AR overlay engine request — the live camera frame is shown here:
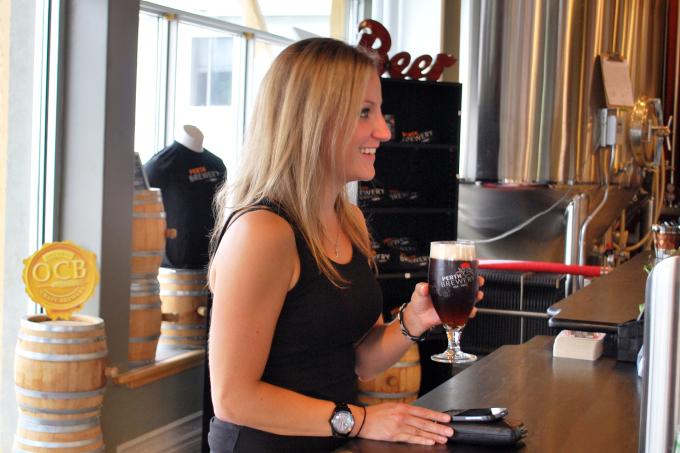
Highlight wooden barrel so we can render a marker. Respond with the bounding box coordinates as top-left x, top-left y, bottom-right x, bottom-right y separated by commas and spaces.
128, 276, 162, 367
131, 189, 166, 276
14, 315, 107, 452
158, 268, 208, 351
358, 343, 421, 405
